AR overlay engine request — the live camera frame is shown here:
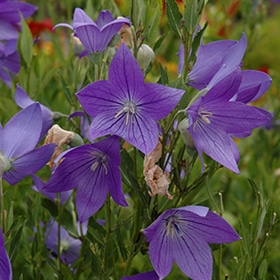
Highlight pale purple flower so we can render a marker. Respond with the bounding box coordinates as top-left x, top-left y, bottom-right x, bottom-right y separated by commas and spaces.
0, 40, 19, 87
0, 103, 56, 185
121, 270, 159, 280
43, 136, 127, 222
14, 85, 53, 139
0, 0, 36, 86
187, 33, 247, 90
142, 205, 241, 280
186, 71, 272, 173
0, 0, 37, 41
0, 230, 12, 280
31, 174, 71, 205
45, 219, 87, 264
54, 8, 130, 53
77, 43, 185, 154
